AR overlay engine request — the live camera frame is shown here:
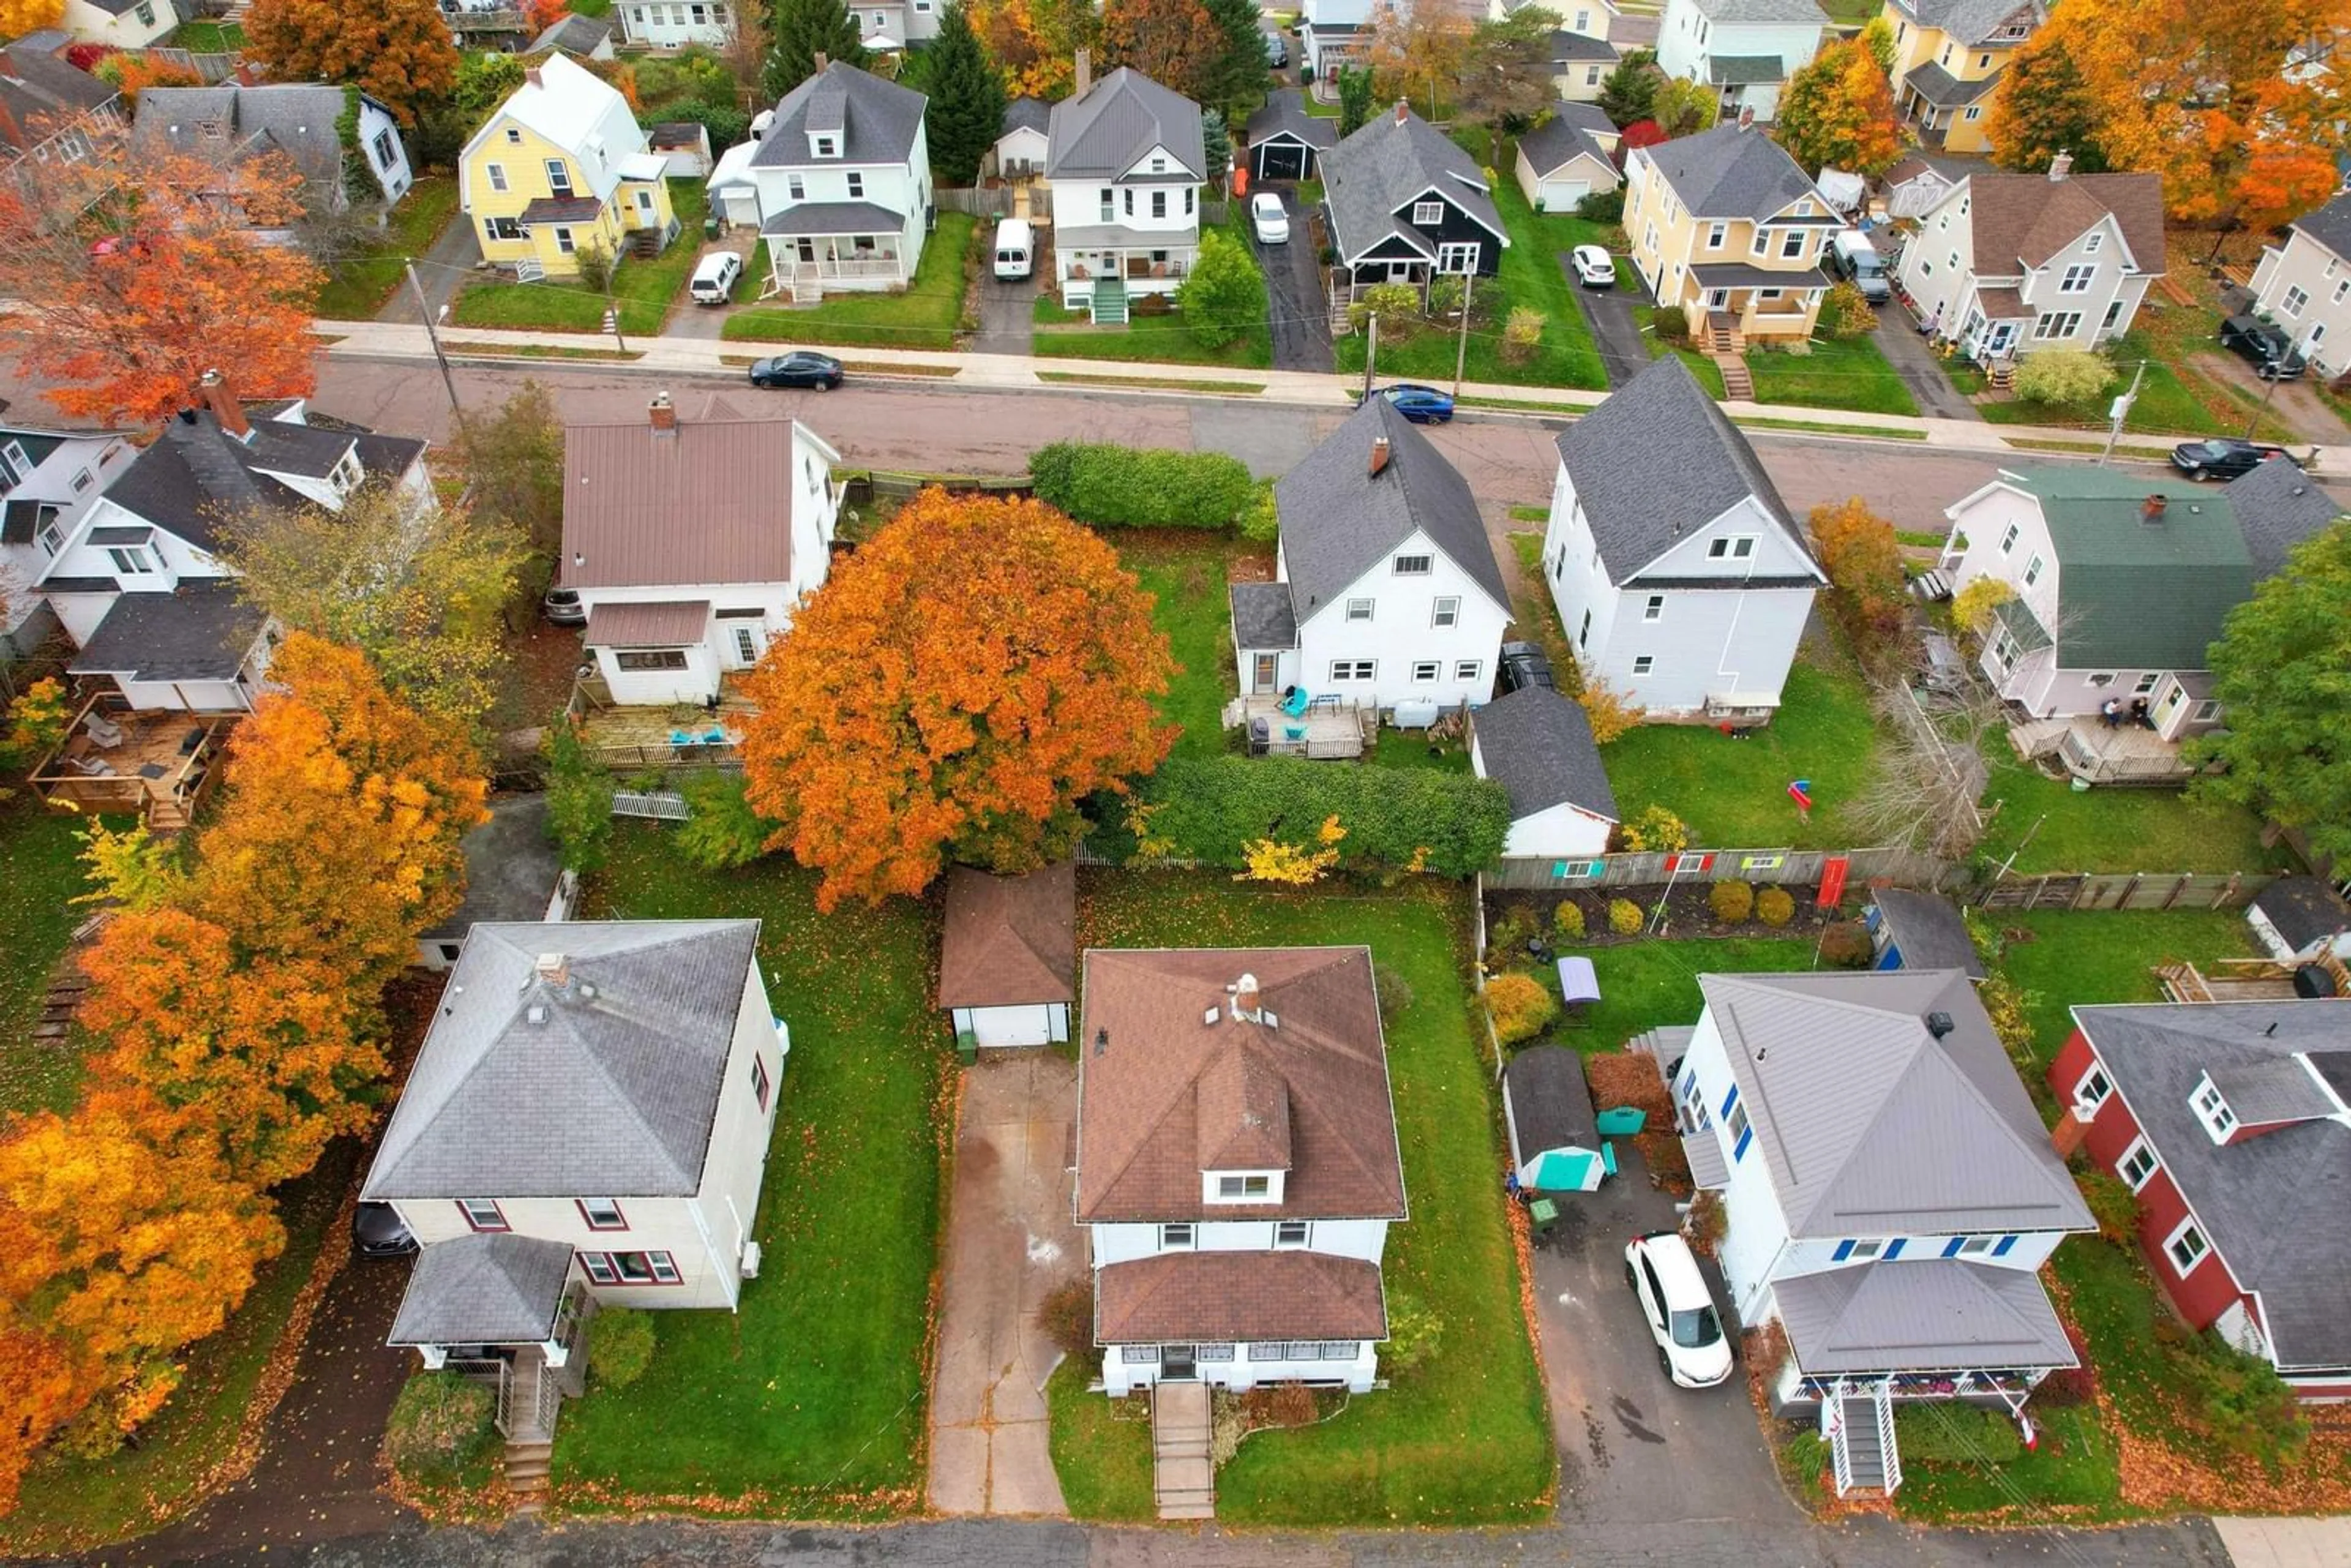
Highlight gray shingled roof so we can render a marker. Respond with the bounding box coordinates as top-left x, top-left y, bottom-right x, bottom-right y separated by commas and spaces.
387, 1235, 576, 1347
1518, 102, 1618, 178
419, 795, 564, 943
135, 84, 351, 189
1001, 96, 1050, 137
1322, 106, 1504, 263
1229, 580, 1298, 649
0, 39, 116, 154
752, 61, 927, 169
1044, 67, 1204, 181
2072, 1002, 2351, 1370
1867, 888, 1984, 979
1550, 29, 1619, 61
362, 921, 763, 1201
1774, 1259, 2077, 1375
1638, 122, 1829, 220
2223, 457, 2342, 581
759, 199, 906, 234
1504, 1043, 1599, 1159
1554, 356, 1818, 585
69, 579, 264, 683
2208, 1057, 2337, 1127
2290, 192, 2351, 258
1706, 54, 1787, 84
531, 12, 615, 54
101, 410, 418, 552
1702, 969, 2094, 1239
1275, 396, 1509, 625
1892, 0, 2041, 44
1690, 0, 1828, 21
2249, 876, 2351, 955
1244, 88, 1337, 152
1900, 61, 1998, 107
1472, 684, 1619, 823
